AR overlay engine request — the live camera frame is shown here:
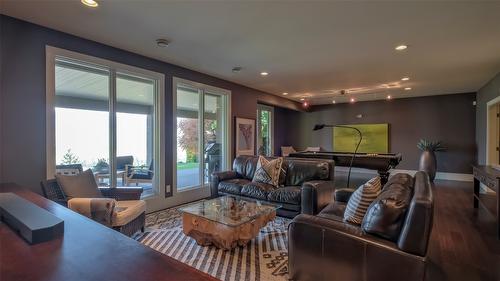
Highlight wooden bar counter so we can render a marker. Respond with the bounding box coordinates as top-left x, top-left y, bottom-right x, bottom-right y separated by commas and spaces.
0, 183, 216, 281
